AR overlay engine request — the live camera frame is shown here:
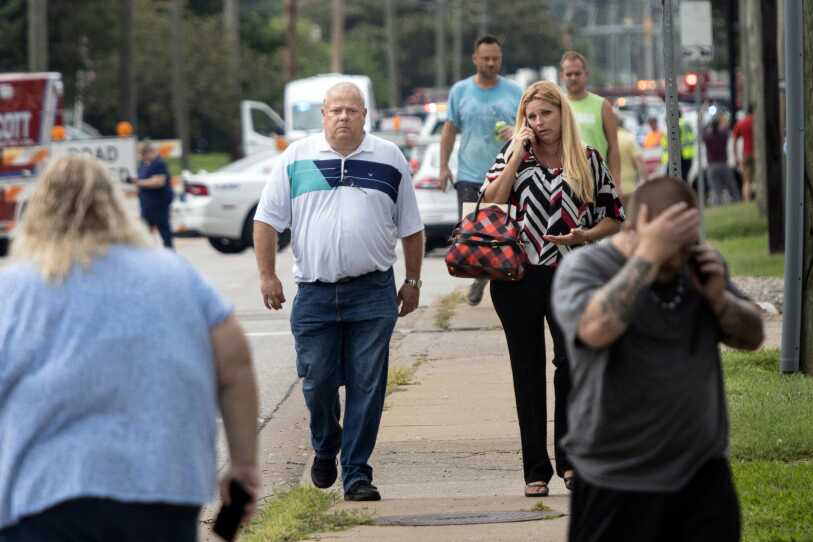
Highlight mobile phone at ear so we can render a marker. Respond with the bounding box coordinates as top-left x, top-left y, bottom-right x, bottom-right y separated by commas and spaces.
523, 120, 532, 152
692, 256, 710, 284
213, 480, 252, 541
